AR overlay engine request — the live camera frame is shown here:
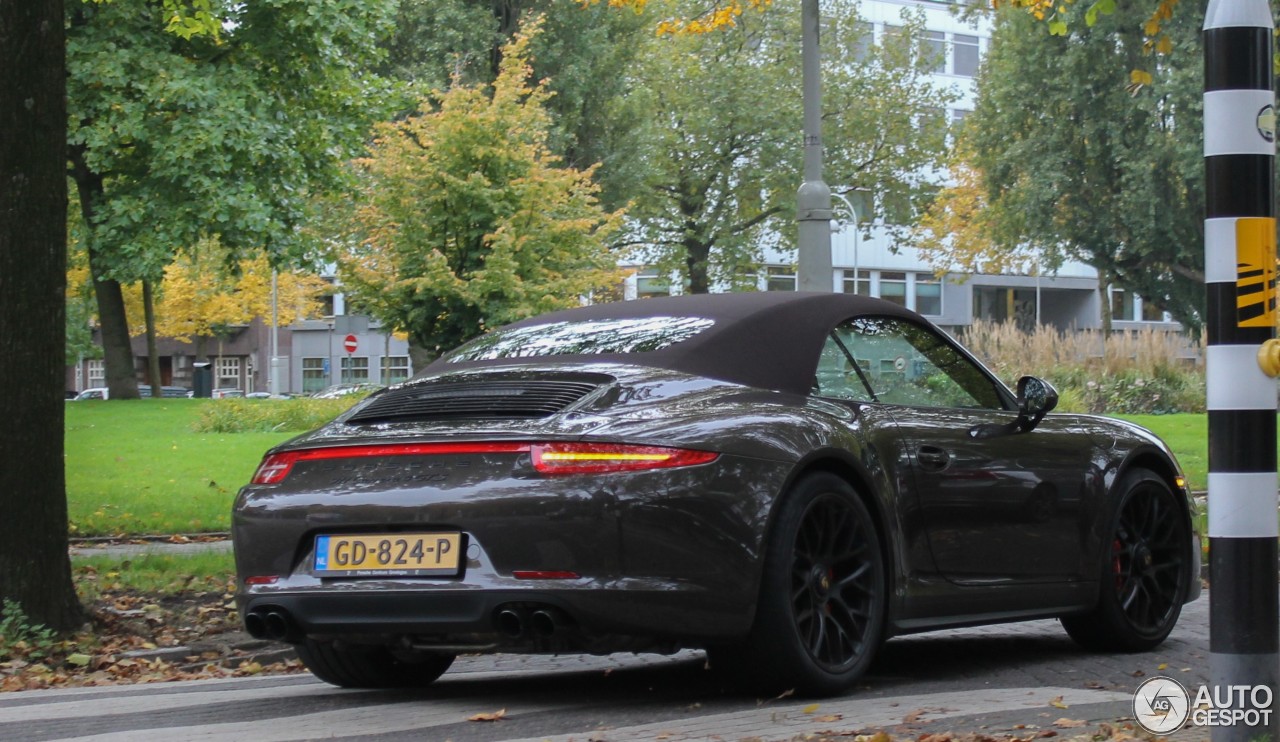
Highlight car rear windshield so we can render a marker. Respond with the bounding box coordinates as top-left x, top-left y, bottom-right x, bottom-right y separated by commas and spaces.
443, 316, 716, 362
